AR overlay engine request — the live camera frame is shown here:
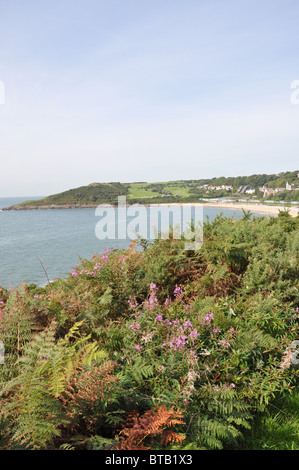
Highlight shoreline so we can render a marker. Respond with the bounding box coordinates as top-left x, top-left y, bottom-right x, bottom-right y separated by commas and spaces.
2, 201, 299, 217
170, 201, 299, 217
